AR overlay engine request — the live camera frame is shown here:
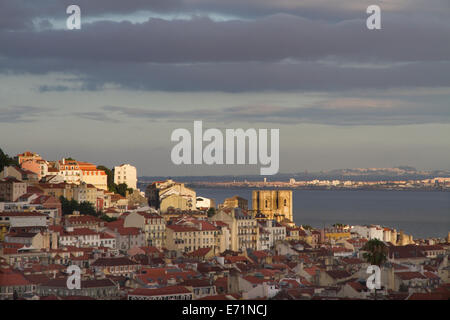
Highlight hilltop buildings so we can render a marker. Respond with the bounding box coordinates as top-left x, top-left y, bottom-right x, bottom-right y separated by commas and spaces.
220, 196, 248, 210
145, 179, 196, 213
114, 164, 137, 190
